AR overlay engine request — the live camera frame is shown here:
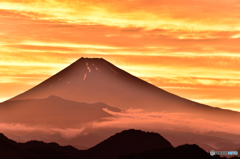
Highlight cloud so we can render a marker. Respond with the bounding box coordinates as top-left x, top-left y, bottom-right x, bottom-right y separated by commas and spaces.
0, 107, 239, 143
194, 99, 240, 113
92, 109, 240, 135
143, 77, 240, 89
0, 83, 33, 102
0, 122, 86, 138
1, 0, 240, 31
